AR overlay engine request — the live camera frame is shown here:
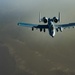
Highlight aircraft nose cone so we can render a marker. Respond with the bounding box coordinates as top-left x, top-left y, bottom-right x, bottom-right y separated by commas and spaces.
51, 33, 54, 37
